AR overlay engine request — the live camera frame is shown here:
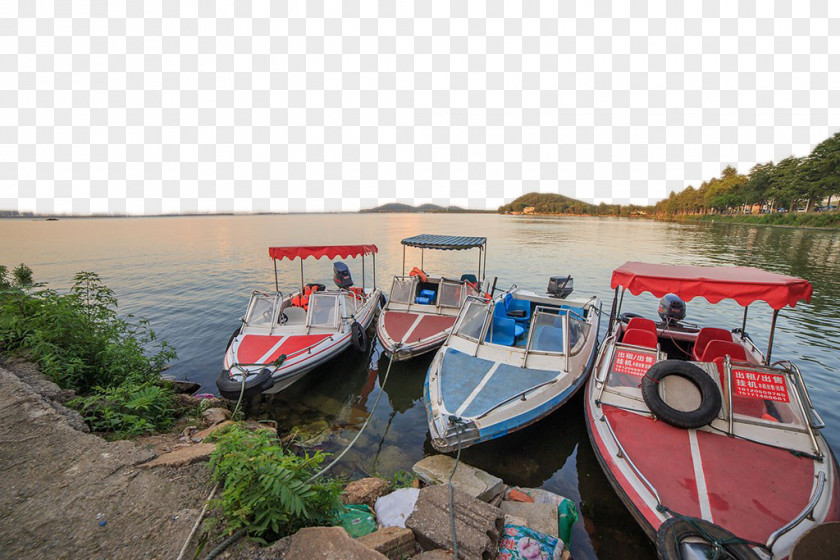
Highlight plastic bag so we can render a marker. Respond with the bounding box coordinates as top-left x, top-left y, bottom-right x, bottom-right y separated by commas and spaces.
497, 524, 563, 560
374, 487, 420, 528
338, 504, 377, 538
505, 487, 577, 547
